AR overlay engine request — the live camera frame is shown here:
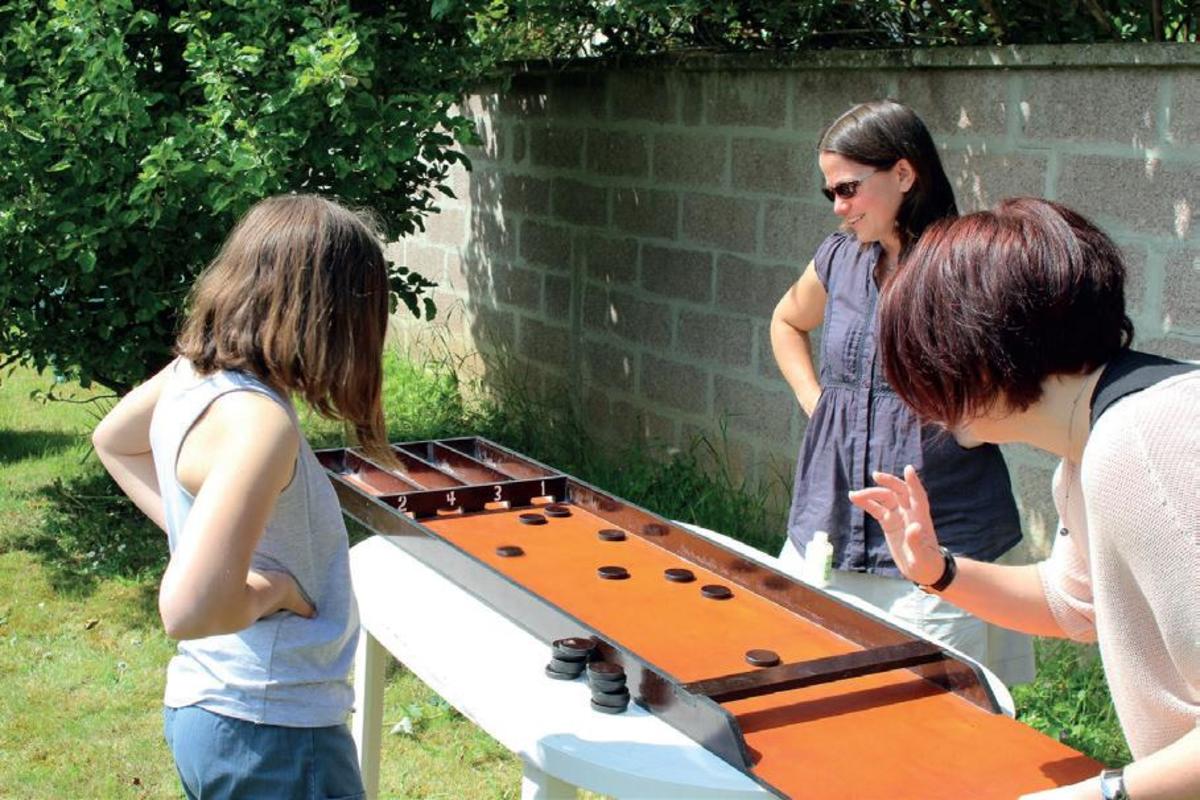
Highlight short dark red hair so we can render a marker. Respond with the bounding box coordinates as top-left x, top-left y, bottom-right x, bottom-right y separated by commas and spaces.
878, 197, 1134, 428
